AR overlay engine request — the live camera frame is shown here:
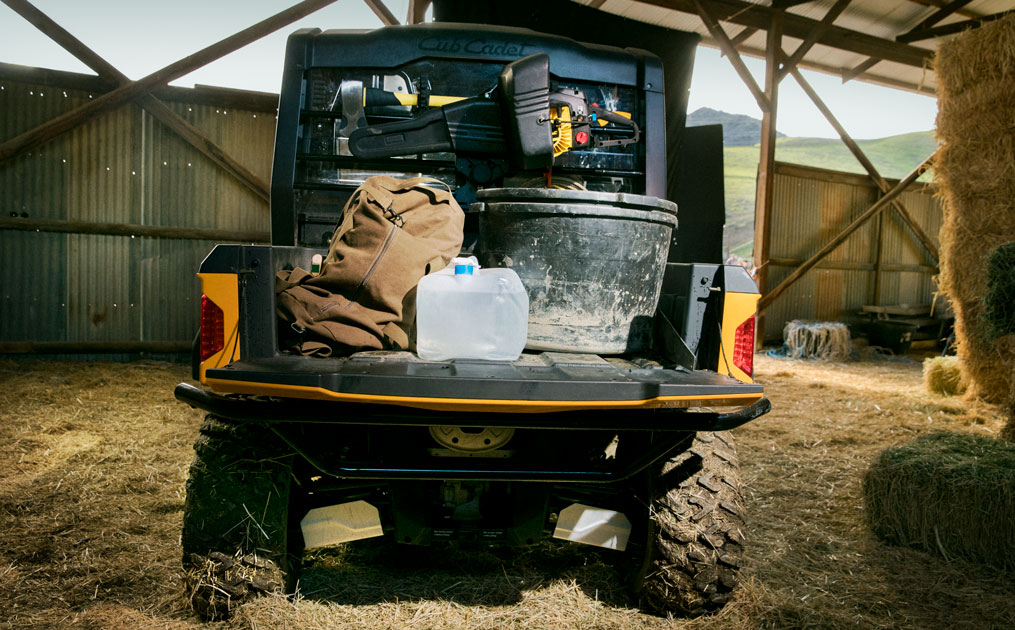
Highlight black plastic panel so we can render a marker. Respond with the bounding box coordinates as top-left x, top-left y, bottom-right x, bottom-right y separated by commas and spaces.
671, 124, 725, 264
